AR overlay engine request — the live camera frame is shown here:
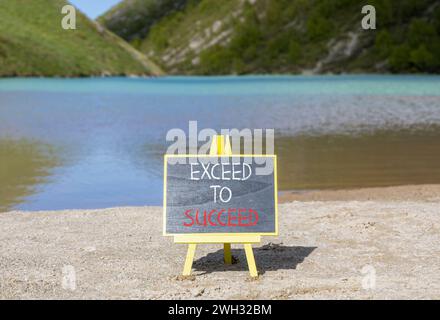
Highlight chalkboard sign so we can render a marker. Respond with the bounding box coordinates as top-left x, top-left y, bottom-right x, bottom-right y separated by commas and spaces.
163, 155, 278, 235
